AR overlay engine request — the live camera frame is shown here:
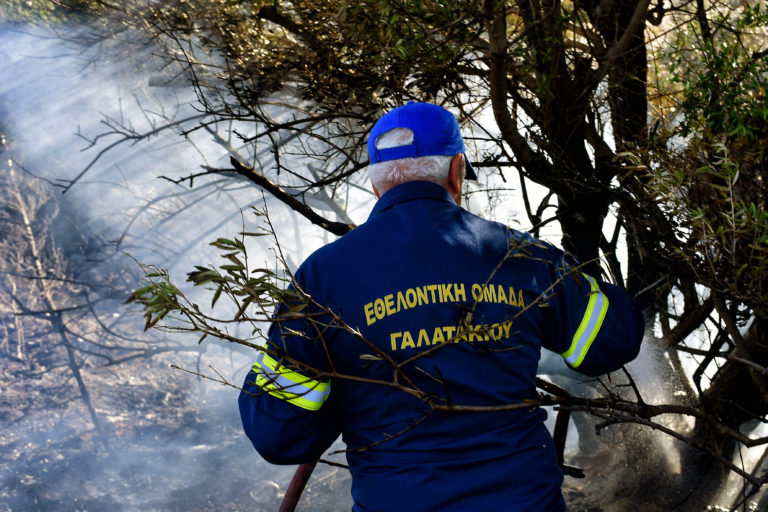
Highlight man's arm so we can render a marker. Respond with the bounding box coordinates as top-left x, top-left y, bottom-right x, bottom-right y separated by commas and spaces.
238, 355, 340, 464
543, 252, 645, 377
239, 276, 341, 464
